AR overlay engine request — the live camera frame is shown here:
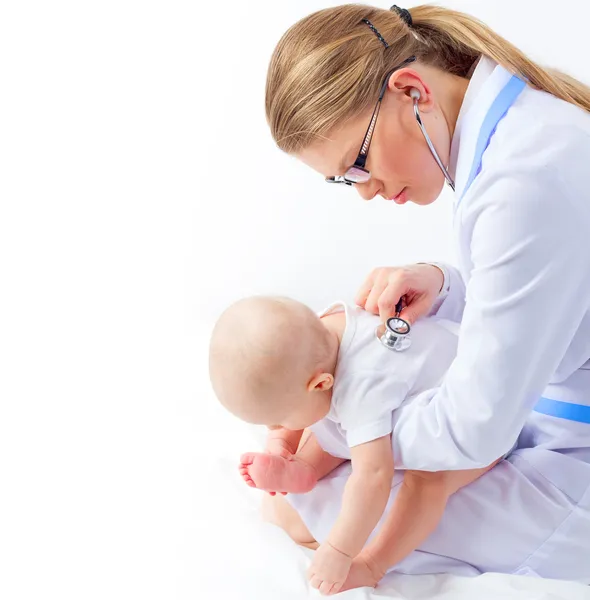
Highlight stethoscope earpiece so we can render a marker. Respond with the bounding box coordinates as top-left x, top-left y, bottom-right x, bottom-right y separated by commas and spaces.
410, 88, 421, 101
